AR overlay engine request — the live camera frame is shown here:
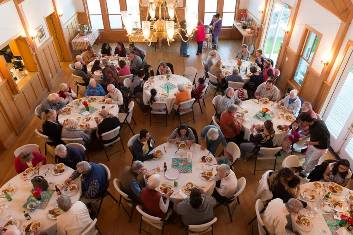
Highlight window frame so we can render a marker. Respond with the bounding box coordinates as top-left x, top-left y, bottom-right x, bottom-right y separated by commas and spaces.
106, 0, 123, 30
291, 26, 321, 88
221, 0, 238, 27
84, 0, 105, 30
